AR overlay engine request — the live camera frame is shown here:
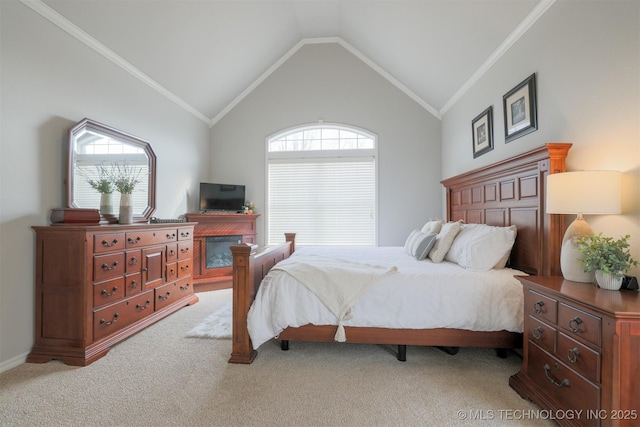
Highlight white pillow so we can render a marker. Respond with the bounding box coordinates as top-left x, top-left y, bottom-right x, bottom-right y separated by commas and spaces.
428, 221, 462, 263
445, 223, 517, 271
404, 230, 438, 260
421, 220, 443, 235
